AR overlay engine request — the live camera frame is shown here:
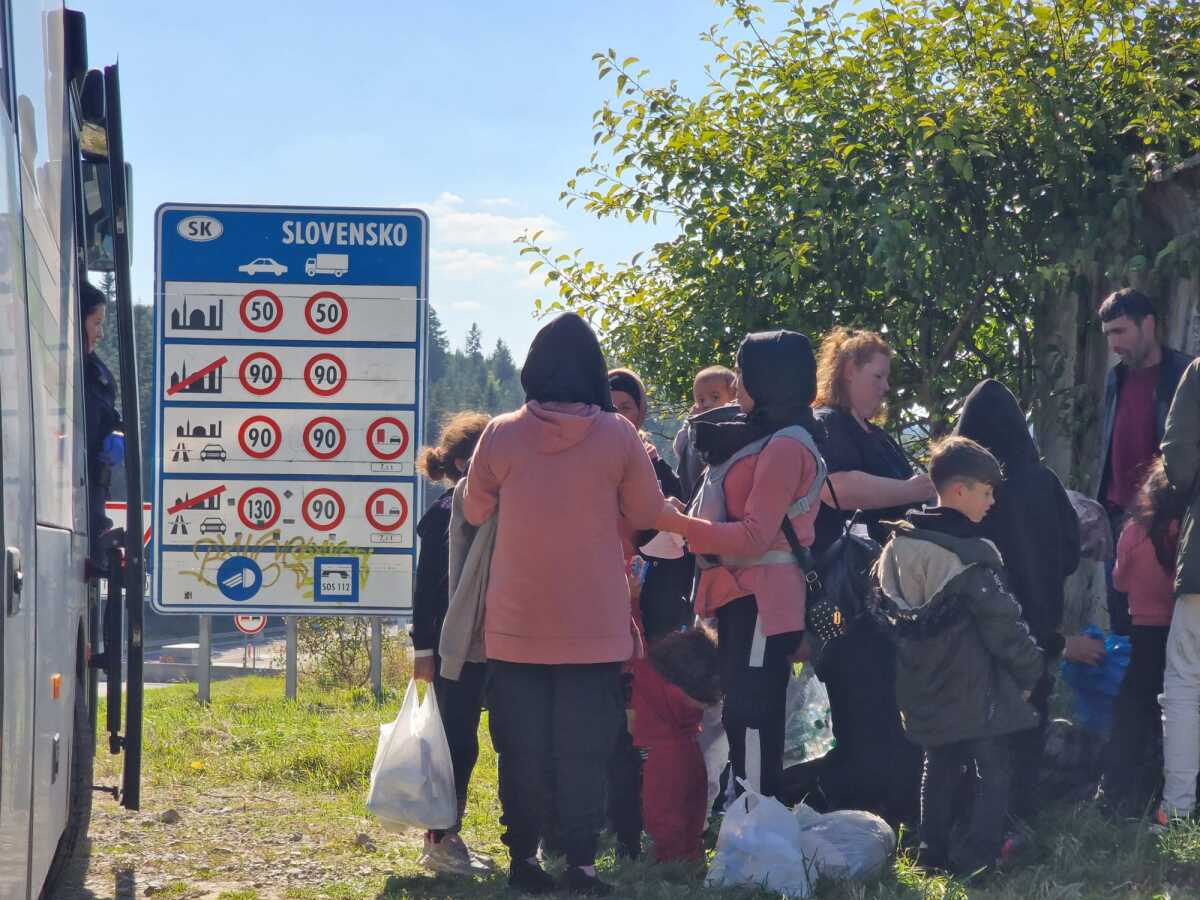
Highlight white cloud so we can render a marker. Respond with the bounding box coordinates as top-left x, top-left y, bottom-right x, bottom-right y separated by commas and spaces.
431, 247, 510, 278
447, 300, 484, 312
425, 193, 564, 247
